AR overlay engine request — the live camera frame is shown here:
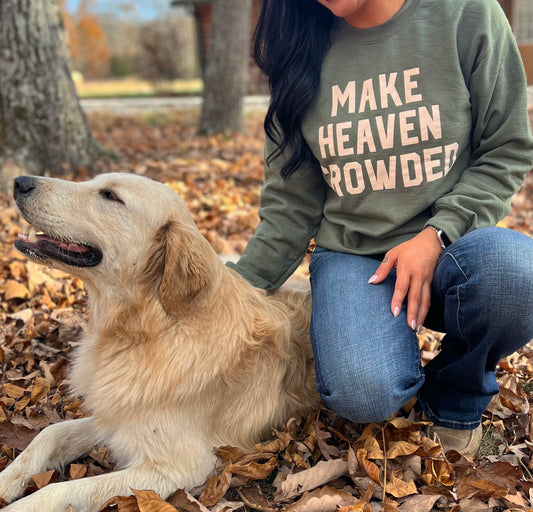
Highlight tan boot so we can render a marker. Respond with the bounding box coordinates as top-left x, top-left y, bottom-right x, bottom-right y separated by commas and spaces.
428, 424, 483, 459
